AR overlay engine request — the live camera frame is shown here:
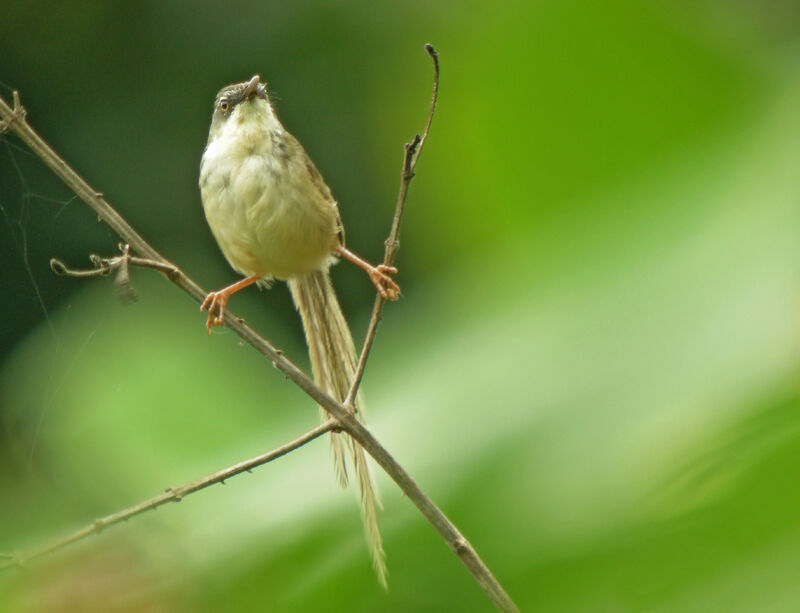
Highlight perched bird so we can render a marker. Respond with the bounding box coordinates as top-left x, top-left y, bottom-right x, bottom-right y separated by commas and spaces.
199, 75, 398, 586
